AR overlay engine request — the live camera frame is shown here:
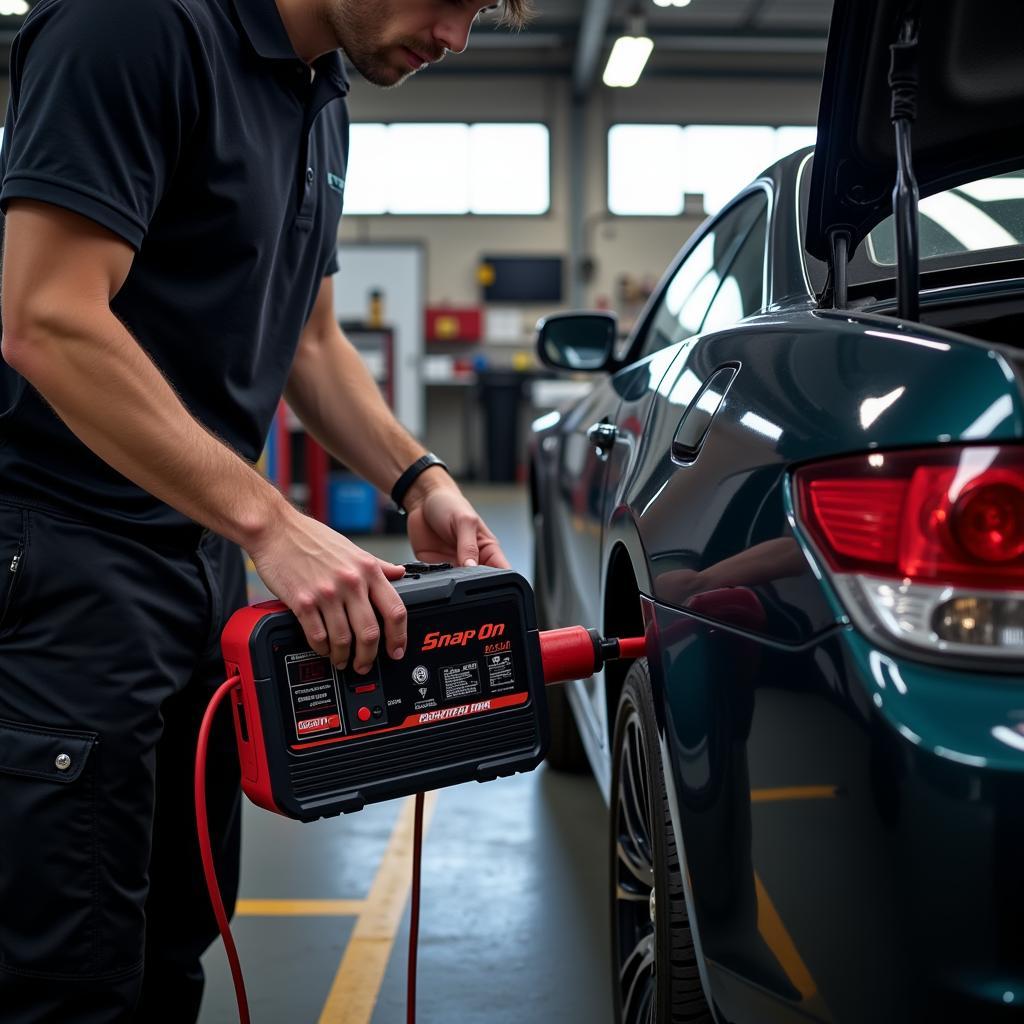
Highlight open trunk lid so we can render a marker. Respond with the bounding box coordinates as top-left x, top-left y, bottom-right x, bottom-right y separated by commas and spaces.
806, 0, 1024, 264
